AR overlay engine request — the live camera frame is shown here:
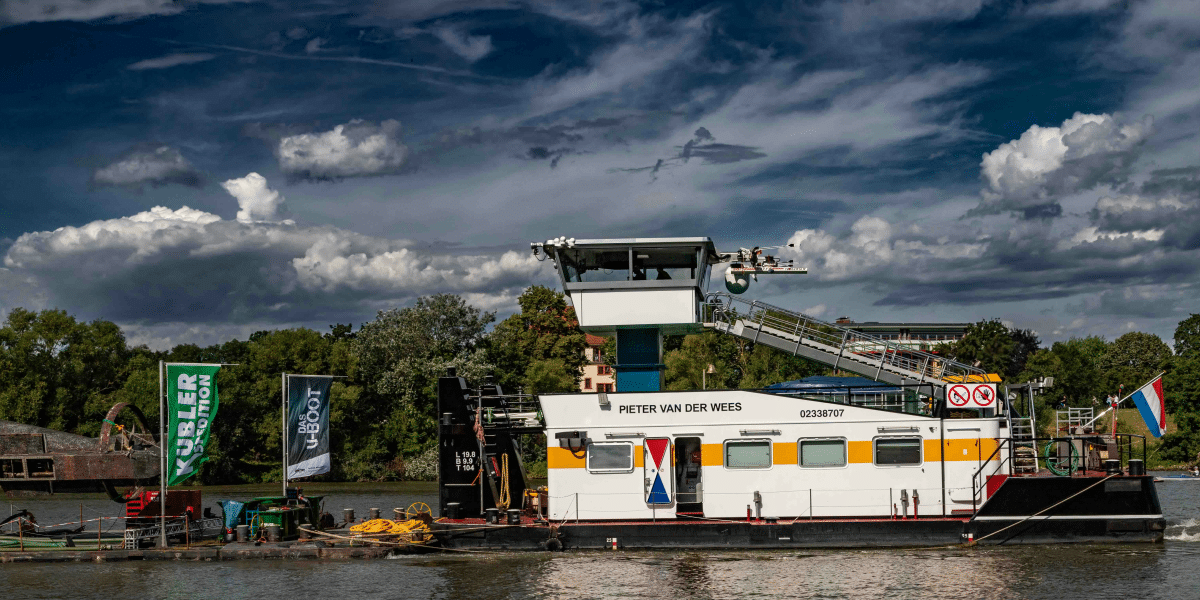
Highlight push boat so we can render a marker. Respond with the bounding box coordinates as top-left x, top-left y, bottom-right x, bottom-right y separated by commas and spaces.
428, 237, 1165, 551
